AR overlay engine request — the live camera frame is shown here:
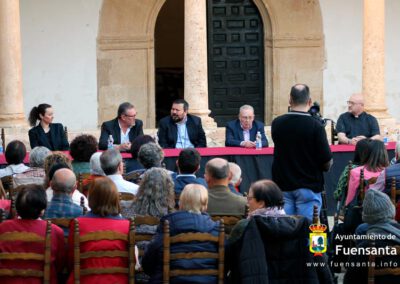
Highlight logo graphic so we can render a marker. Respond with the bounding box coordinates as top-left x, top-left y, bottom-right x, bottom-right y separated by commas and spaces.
309, 223, 327, 256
